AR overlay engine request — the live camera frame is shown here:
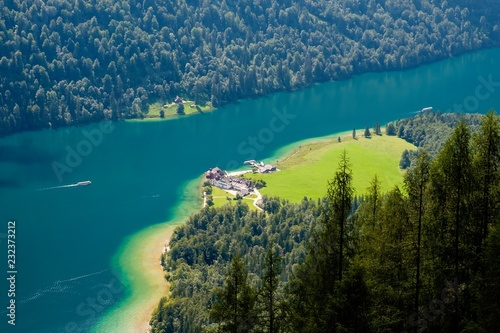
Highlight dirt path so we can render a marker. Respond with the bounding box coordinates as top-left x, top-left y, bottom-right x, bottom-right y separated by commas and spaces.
252, 189, 263, 211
